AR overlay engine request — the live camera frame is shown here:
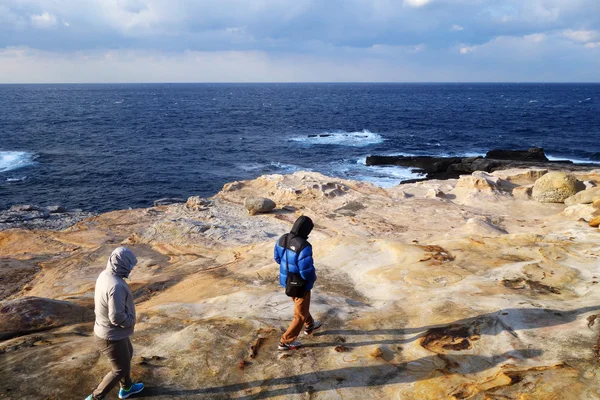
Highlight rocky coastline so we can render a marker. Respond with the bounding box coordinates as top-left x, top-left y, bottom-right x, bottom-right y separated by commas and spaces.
1, 161, 600, 399
366, 147, 599, 182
